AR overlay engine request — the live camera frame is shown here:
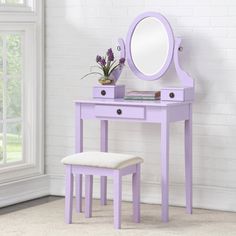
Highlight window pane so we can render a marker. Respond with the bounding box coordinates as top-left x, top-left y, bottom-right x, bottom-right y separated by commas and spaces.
6, 122, 22, 163
0, 35, 2, 77
6, 78, 21, 119
5, 0, 24, 4
0, 79, 2, 120
7, 34, 22, 77
0, 125, 3, 164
